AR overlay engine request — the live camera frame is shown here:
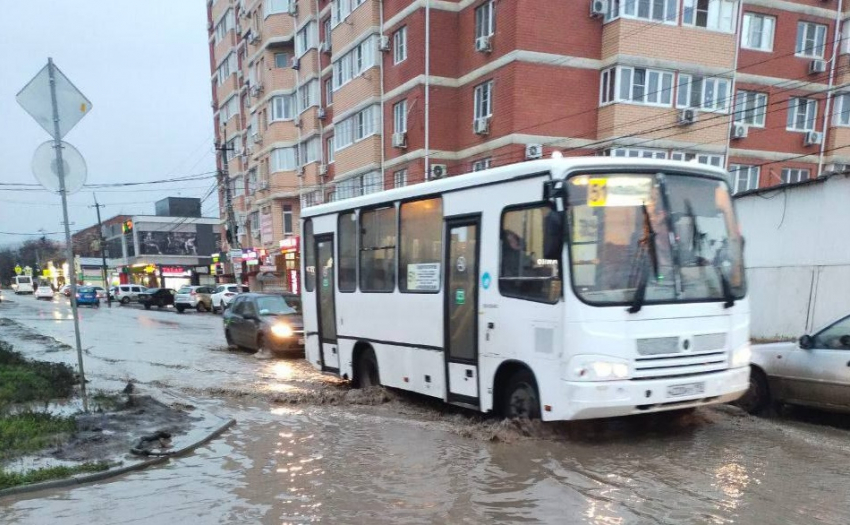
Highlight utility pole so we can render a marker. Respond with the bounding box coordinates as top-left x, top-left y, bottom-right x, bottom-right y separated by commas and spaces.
215, 139, 239, 250
90, 193, 111, 308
